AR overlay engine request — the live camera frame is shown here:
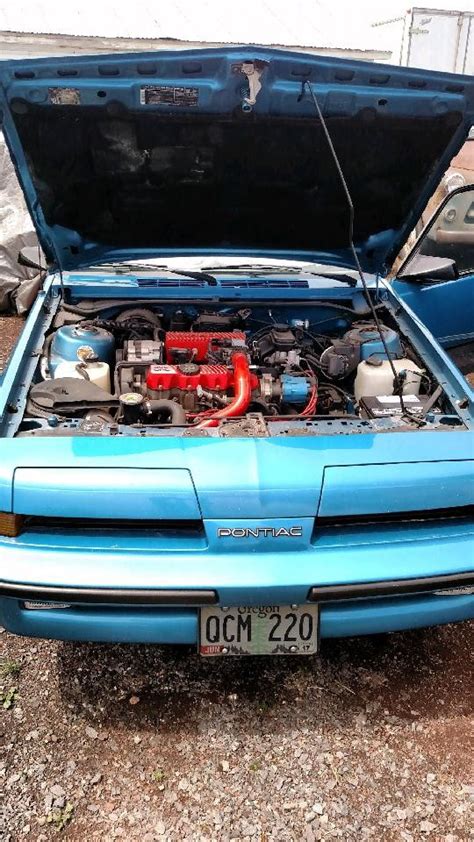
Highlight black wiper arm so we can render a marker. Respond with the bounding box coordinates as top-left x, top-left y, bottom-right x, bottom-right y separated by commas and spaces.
166, 269, 217, 286
200, 264, 358, 286
200, 263, 304, 274
87, 263, 217, 285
